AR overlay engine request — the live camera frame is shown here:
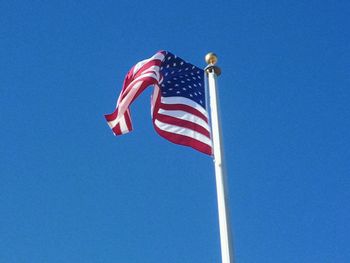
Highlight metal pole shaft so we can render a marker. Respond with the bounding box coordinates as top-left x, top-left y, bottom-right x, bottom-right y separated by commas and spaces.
205, 54, 234, 263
